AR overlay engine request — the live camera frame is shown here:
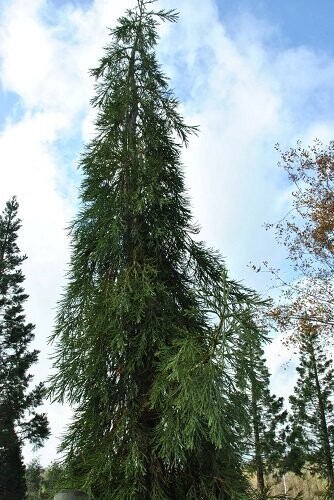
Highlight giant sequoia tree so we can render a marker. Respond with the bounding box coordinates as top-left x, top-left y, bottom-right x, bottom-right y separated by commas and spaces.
0, 197, 49, 499
50, 2, 262, 498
